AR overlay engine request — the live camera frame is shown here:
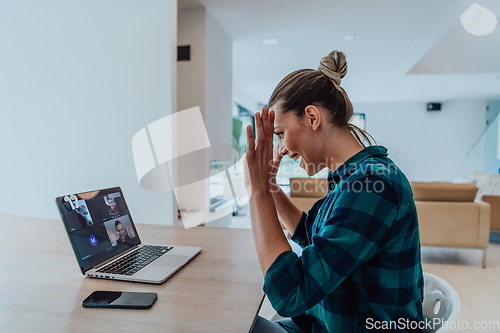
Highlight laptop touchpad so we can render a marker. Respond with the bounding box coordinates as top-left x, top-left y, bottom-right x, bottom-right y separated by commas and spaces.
162, 255, 189, 267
